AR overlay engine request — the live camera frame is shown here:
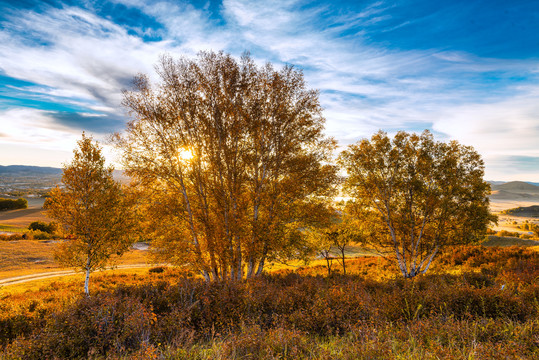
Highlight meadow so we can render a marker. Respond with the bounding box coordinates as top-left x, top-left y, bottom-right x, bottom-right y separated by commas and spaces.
1, 192, 539, 358
0, 245, 538, 359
